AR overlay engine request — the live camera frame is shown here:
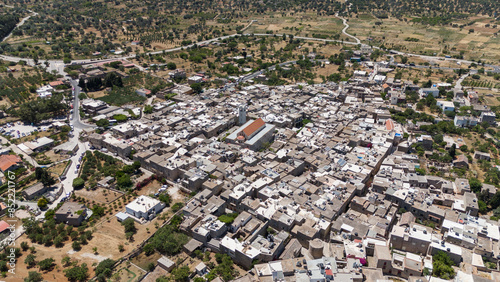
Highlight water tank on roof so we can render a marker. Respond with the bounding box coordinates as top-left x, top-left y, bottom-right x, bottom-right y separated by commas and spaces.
309, 238, 324, 259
